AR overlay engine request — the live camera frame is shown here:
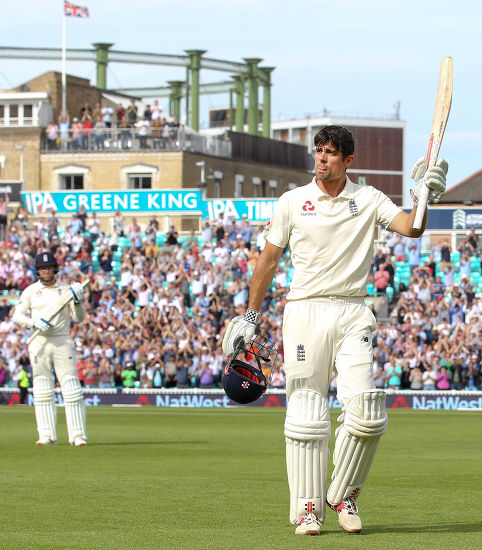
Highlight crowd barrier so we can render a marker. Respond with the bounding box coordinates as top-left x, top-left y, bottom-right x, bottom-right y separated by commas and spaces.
2, 388, 482, 410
